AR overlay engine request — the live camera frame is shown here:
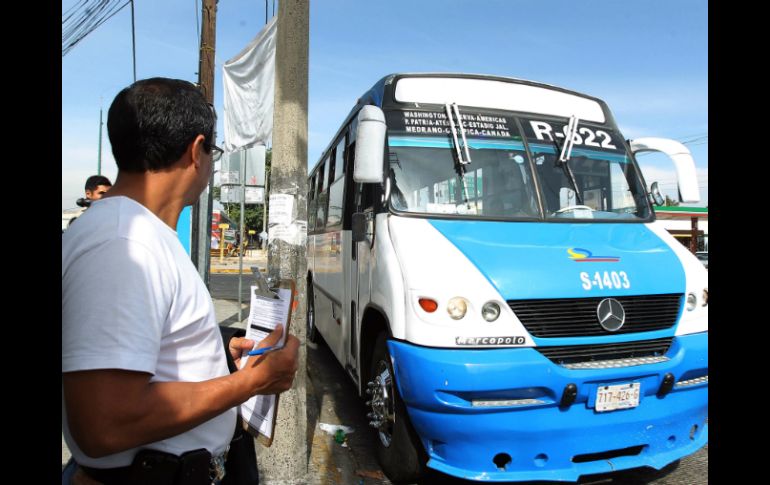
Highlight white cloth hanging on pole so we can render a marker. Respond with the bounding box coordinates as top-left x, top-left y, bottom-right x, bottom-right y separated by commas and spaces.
223, 16, 277, 151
